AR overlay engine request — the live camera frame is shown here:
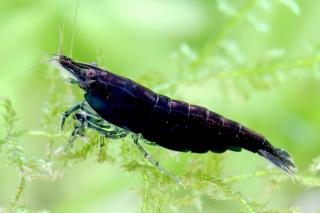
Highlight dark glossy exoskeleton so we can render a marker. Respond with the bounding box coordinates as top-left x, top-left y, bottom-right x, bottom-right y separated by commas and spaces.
52, 54, 296, 176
